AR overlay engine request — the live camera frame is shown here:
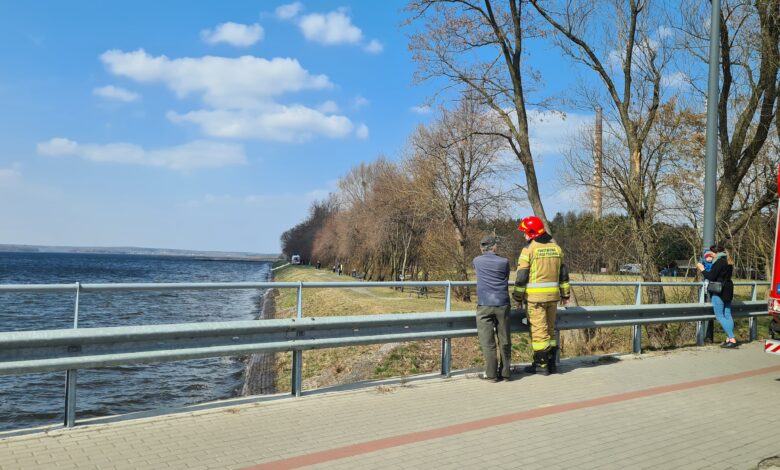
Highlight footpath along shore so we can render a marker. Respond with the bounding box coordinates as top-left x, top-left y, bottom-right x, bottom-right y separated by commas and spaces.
1, 342, 779, 469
